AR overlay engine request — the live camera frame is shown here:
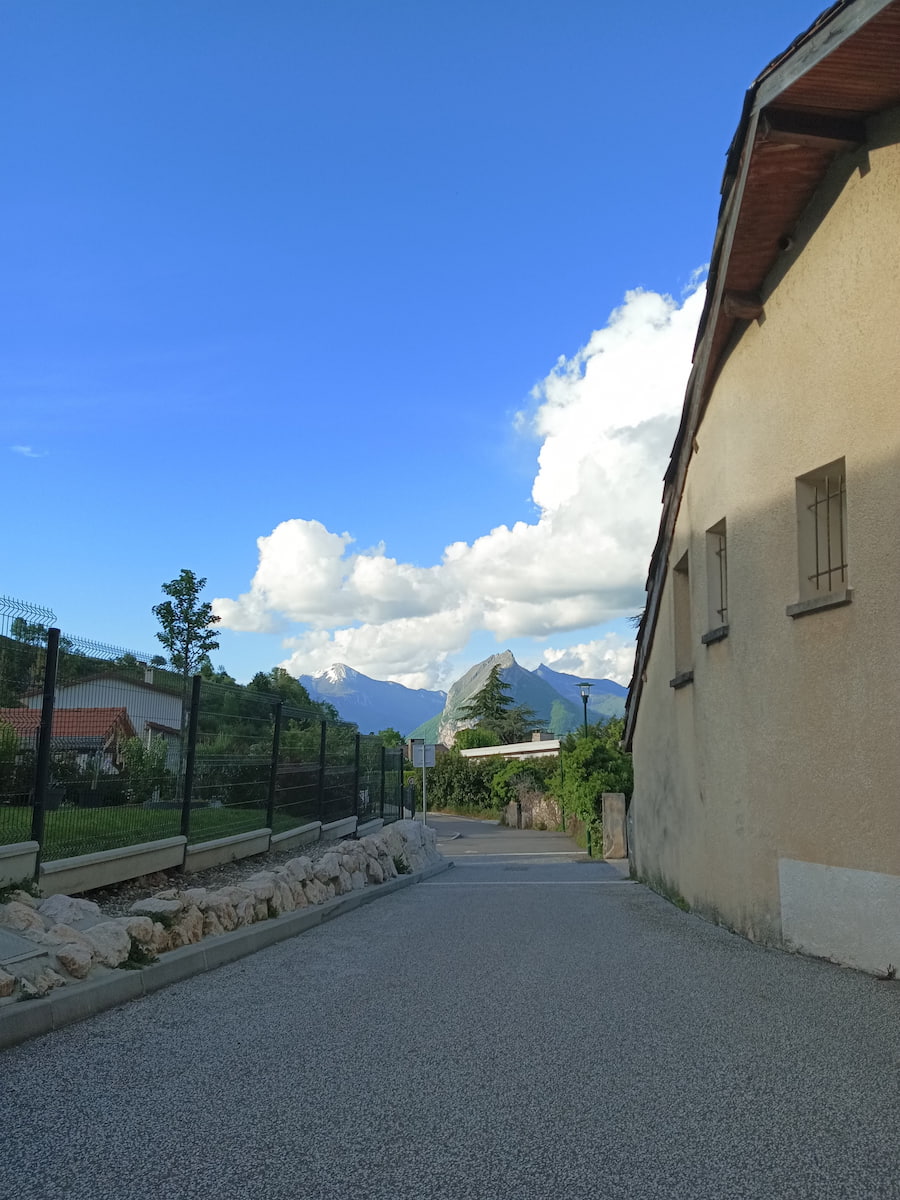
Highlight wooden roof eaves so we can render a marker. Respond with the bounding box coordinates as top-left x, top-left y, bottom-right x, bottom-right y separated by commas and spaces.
623, 0, 889, 748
